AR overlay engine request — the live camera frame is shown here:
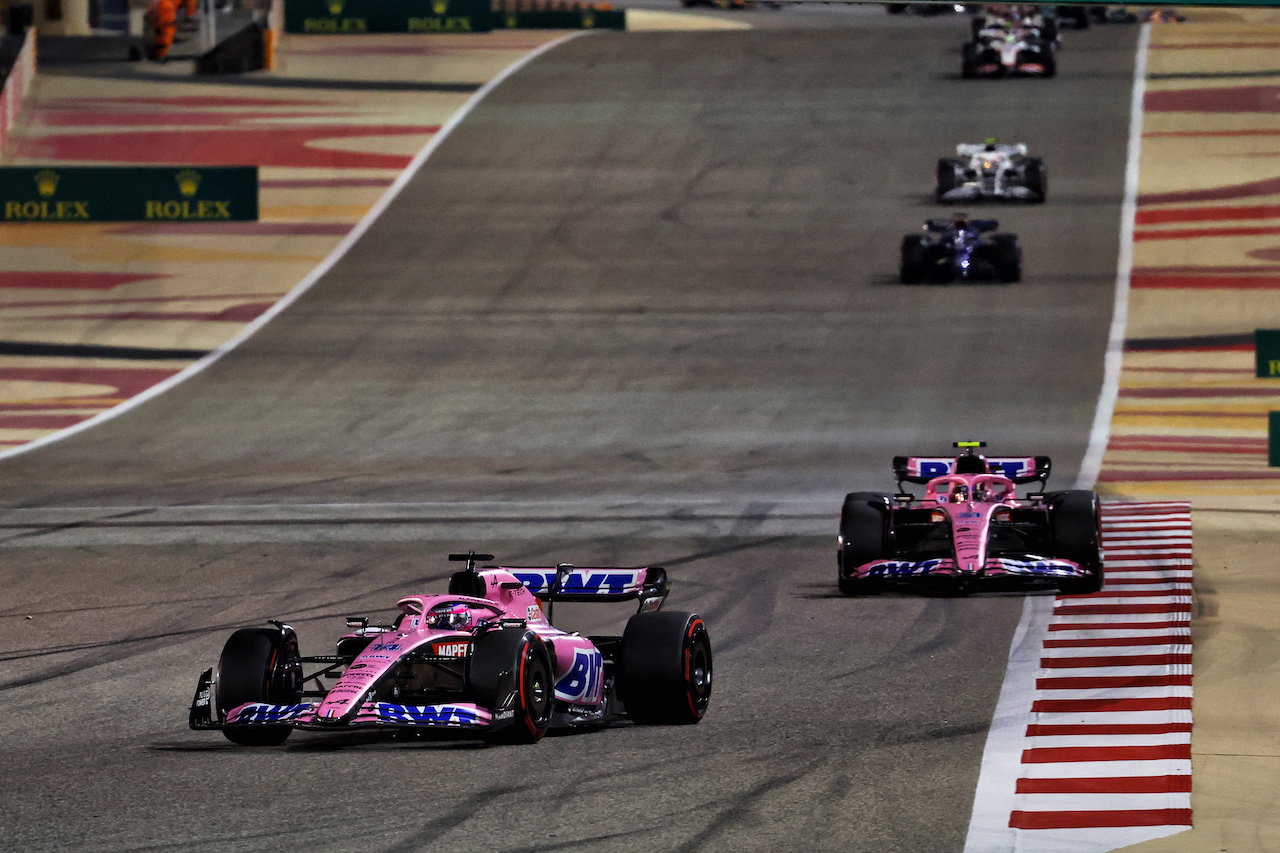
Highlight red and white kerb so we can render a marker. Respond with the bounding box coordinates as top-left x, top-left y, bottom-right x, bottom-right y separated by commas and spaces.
965, 501, 1193, 853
